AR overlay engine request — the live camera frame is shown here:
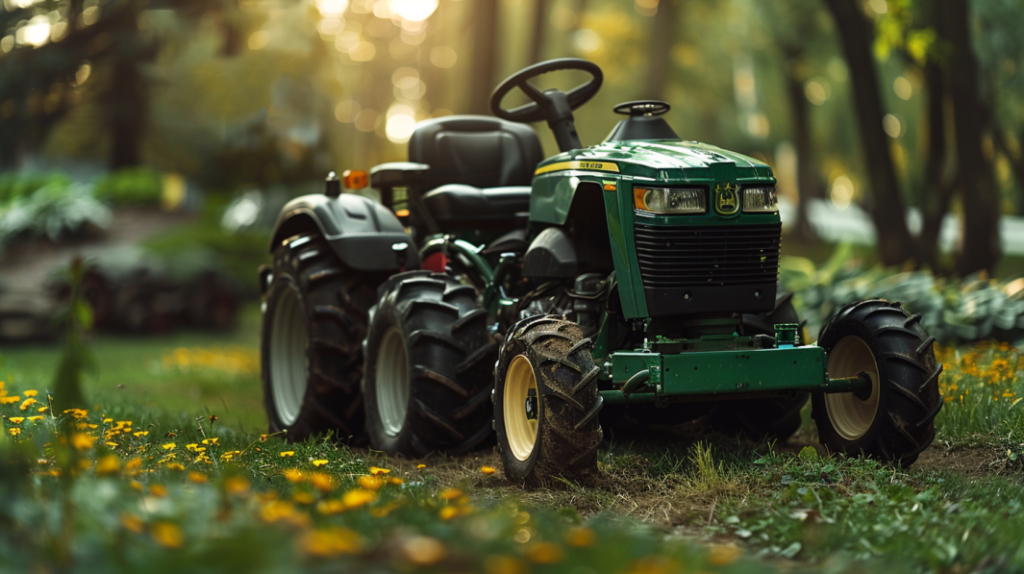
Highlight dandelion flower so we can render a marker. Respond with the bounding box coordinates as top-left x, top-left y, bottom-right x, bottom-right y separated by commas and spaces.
369, 466, 390, 475
1, 396, 21, 404
120, 513, 144, 533
150, 522, 183, 549
22, 390, 37, 398
280, 451, 295, 458
150, 484, 168, 497
27, 416, 42, 422
8, 428, 20, 436
439, 506, 459, 520
187, 471, 207, 483
161, 443, 176, 451
300, 527, 361, 557
310, 473, 333, 493
312, 459, 329, 467
341, 488, 377, 509
166, 462, 185, 472
565, 527, 596, 548
133, 431, 149, 438
416, 464, 426, 469
70, 433, 96, 450
201, 438, 218, 445
357, 476, 384, 490
480, 466, 496, 475
225, 476, 251, 496
96, 455, 121, 475
8, 417, 24, 424
439, 488, 463, 501
283, 469, 306, 483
